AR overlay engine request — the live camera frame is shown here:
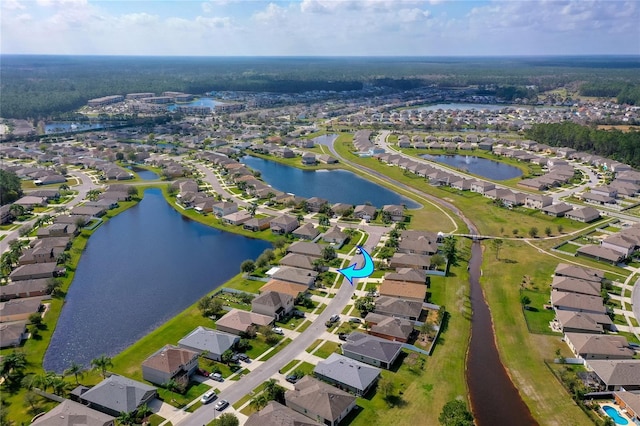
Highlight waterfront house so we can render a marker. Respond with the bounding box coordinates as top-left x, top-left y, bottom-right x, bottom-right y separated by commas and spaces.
551, 276, 601, 297
470, 181, 495, 195
260, 279, 309, 299
9, 263, 61, 281
0, 321, 27, 348
285, 376, 356, 426
555, 263, 605, 283
215, 309, 273, 335
388, 253, 430, 270
271, 266, 317, 287
270, 214, 299, 234
365, 314, 415, 342
243, 217, 272, 232
0, 278, 49, 301
292, 223, 320, 240
306, 197, 329, 213
384, 267, 428, 284
615, 391, 640, 422
177, 326, 239, 361
313, 353, 380, 396
564, 333, 634, 360
142, 344, 199, 387
353, 205, 377, 221
555, 311, 610, 334
31, 399, 115, 426
551, 291, 607, 315
222, 210, 252, 225
379, 280, 427, 302
287, 241, 324, 258
382, 205, 405, 222
588, 360, 640, 391
251, 291, 294, 320
75, 375, 157, 417
212, 201, 238, 218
